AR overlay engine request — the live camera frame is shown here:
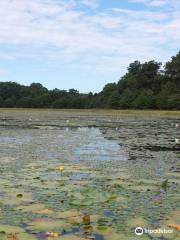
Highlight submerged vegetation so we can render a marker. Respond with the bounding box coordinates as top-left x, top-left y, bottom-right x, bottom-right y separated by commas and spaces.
0, 52, 180, 110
